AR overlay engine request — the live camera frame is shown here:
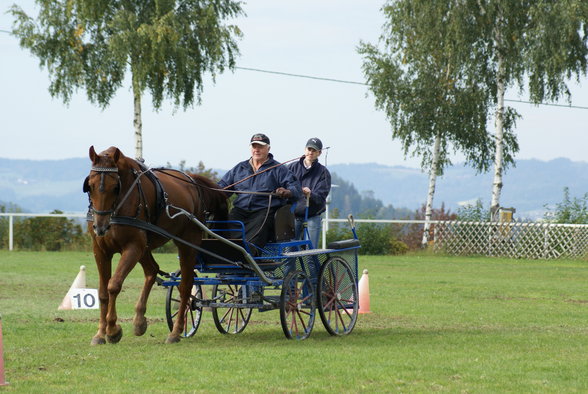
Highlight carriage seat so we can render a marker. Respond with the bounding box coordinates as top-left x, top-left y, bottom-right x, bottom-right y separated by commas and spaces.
273, 204, 295, 242
198, 238, 248, 267
208, 204, 296, 251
